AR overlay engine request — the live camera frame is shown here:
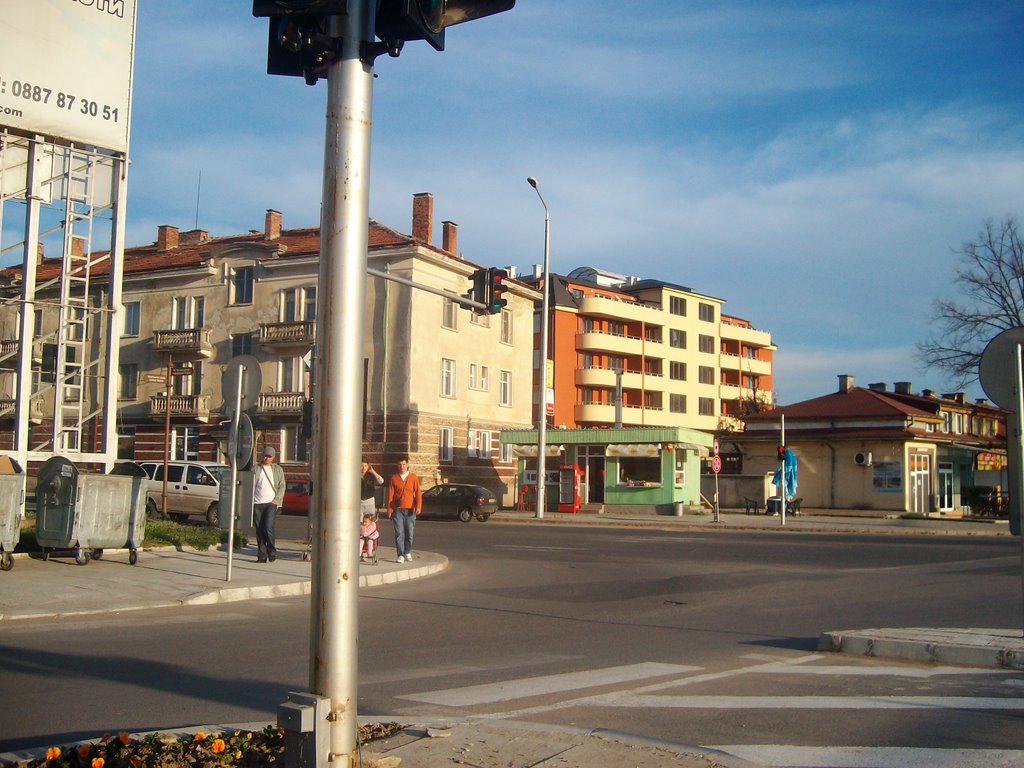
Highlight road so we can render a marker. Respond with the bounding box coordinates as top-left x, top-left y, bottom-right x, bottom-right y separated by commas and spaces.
2, 521, 1023, 767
